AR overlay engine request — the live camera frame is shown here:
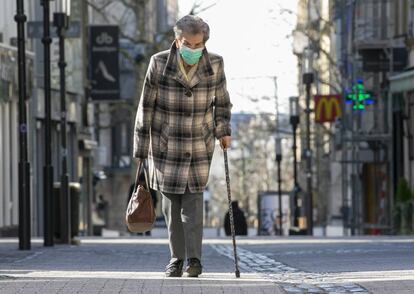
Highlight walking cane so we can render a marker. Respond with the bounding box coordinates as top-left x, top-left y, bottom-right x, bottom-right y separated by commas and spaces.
223, 148, 241, 278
